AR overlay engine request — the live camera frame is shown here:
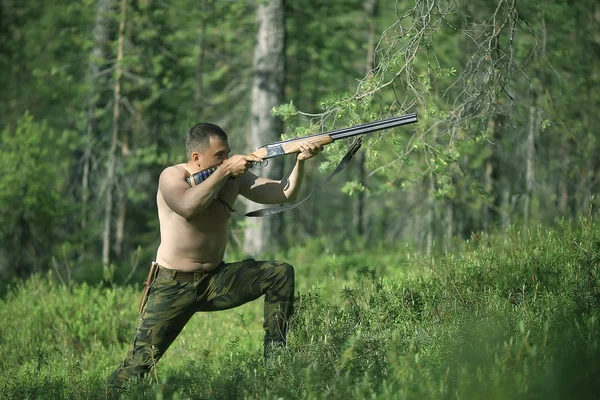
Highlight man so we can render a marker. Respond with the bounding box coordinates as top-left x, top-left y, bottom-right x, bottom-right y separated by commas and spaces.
108, 123, 321, 389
